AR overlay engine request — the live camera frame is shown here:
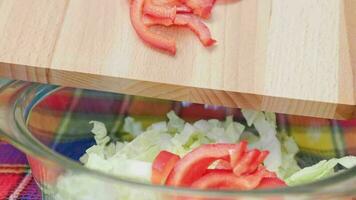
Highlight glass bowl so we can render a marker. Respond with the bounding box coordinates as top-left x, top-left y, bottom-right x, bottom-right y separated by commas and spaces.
0, 80, 355, 200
